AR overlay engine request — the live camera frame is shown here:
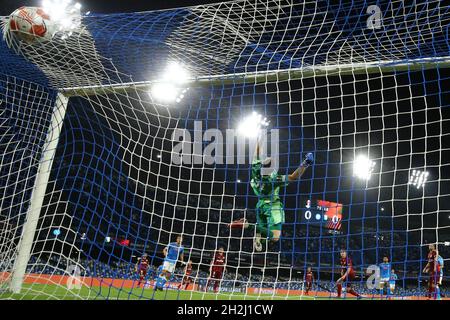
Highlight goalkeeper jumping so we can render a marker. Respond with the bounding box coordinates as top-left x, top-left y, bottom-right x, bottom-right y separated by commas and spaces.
228, 136, 314, 251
